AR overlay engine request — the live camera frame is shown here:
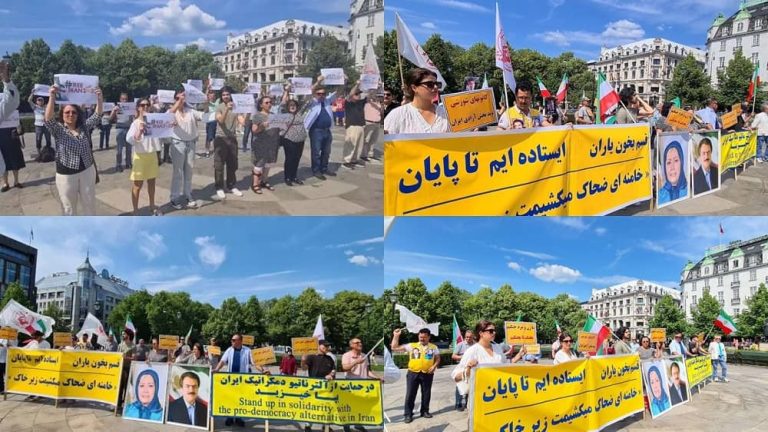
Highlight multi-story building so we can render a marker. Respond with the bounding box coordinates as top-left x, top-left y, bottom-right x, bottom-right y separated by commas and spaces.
706, 0, 768, 87
681, 235, 768, 320
214, 19, 348, 86
0, 233, 37, 306
36, 254, 135, 329
588, 38, 706, 106
349, 0, 383, 68
581, 280, 682, 339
